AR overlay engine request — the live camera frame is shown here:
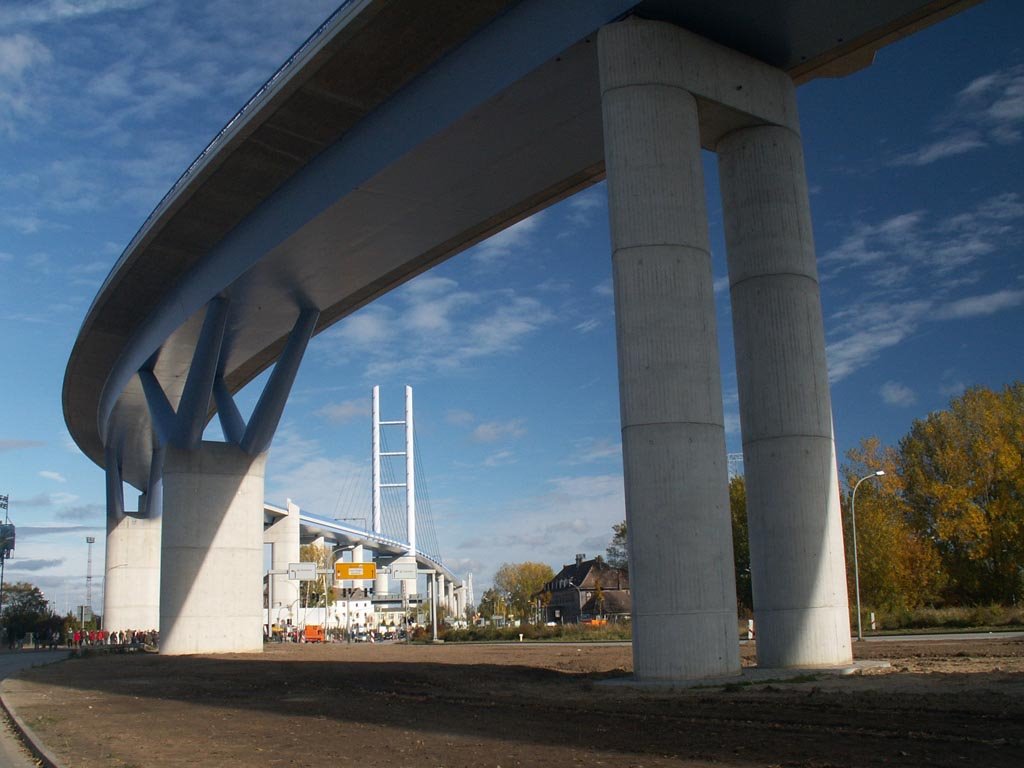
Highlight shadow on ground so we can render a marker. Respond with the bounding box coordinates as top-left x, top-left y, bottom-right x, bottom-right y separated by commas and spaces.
6, 640, 1024, 767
